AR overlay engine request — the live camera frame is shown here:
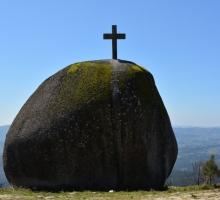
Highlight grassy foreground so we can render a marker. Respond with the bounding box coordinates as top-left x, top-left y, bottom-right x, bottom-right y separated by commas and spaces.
0, 184, 220, 200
